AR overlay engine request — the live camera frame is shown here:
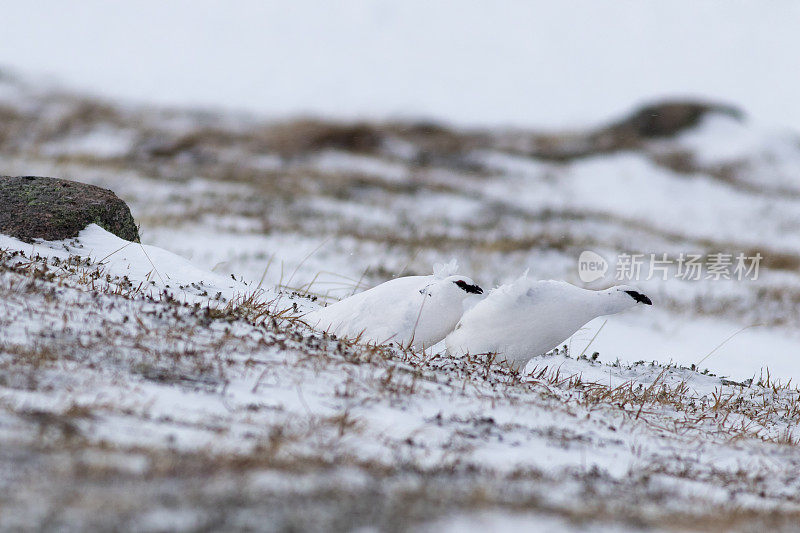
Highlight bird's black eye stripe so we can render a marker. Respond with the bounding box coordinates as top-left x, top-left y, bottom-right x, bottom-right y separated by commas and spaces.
624, 290, 652, 305
454, 280, 483, 294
